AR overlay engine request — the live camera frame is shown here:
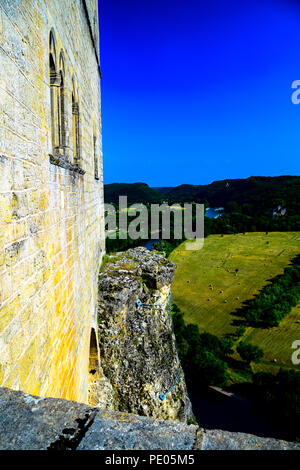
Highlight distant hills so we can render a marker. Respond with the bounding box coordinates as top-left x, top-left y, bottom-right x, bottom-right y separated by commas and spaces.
154, 176, 300, 216
104, 182, 162, 205
104, 176, 300, 216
